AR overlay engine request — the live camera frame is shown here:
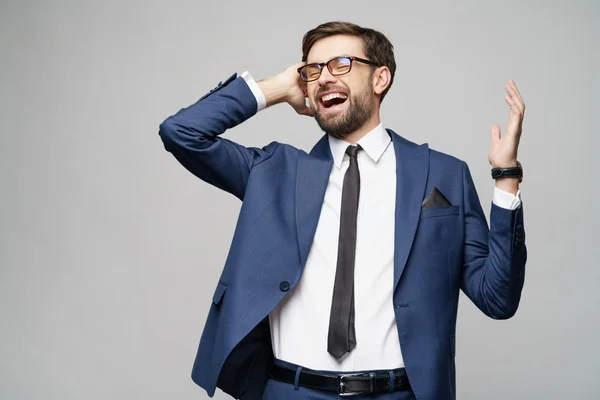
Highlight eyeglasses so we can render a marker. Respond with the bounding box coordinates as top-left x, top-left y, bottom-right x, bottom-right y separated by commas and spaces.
297, 56, 380, 82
